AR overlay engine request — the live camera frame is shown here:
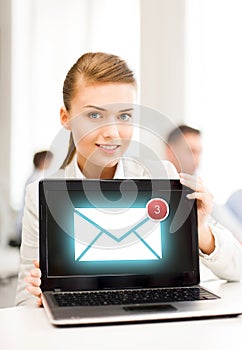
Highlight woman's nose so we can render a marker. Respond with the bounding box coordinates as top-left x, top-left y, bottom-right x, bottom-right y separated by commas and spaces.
101, 123, 120, 139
